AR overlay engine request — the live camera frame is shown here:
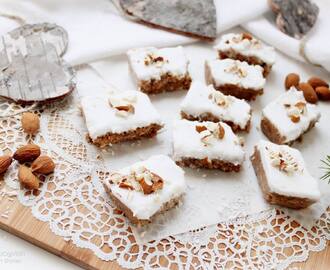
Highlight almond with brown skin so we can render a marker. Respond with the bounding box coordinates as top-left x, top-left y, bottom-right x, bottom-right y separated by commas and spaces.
217, 124, 225, 139
21, 112, 40, 135
242, 32, 253, 40
285, 73, 300, 90
18, 165, 40, 190
315, 86, 330, 101
0, 155, 12, 174
298, 83, 318, 104
290, 115, 300, 123
308, 77, 329, 89
13, 144, 41, 163
195, 125, 207, 133
31, 156, 55, 174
